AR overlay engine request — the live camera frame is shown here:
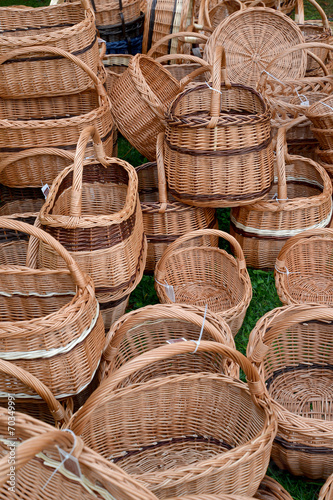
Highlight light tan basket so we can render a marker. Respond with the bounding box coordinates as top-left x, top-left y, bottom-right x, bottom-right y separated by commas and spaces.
69, 341, 277, 498
154, 228, 252, 336
103, 53, 132, 93
320, 473, 333, 500
248, 304, 333, 479
90, 0, 141, 27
